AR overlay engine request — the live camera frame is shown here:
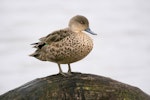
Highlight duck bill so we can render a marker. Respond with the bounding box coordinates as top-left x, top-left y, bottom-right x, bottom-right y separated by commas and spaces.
85, 28, 97, 35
